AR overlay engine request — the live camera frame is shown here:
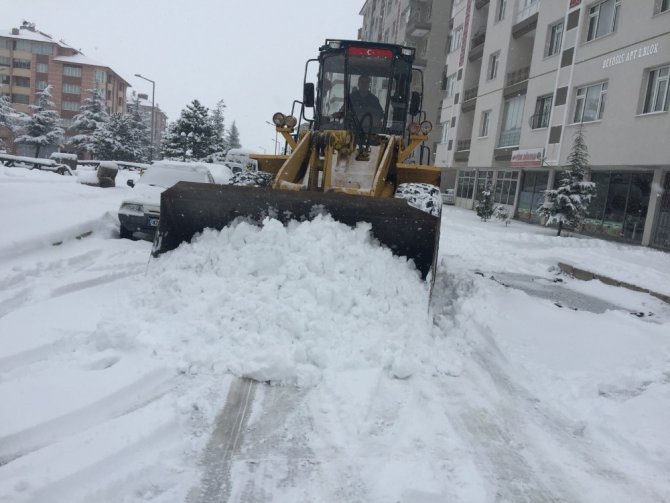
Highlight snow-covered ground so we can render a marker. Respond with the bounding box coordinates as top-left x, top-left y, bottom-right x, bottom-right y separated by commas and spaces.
0, 165, 669, 502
